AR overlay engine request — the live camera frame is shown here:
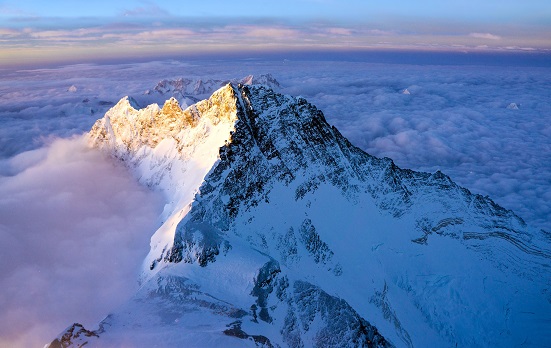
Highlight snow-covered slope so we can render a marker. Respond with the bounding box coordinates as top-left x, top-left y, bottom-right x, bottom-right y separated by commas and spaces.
50, 84, 551, 347
88, 87, 239, 278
